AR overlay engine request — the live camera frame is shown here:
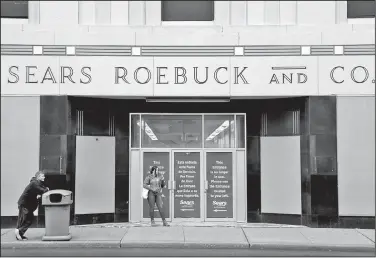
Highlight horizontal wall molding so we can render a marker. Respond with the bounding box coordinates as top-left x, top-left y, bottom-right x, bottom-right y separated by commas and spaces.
344, 44, 375, 55
310, 45, 334, 56
1, 45, 33, 55
1, 44, 374, 56
244, 46, 301, 56
76, 46, 132, 56
141, 46, 235, 56
43, 45, 66, 56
